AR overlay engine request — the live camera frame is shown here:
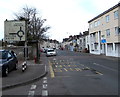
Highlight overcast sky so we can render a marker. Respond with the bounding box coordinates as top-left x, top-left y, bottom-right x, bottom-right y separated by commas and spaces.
0, 0, 119, 42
